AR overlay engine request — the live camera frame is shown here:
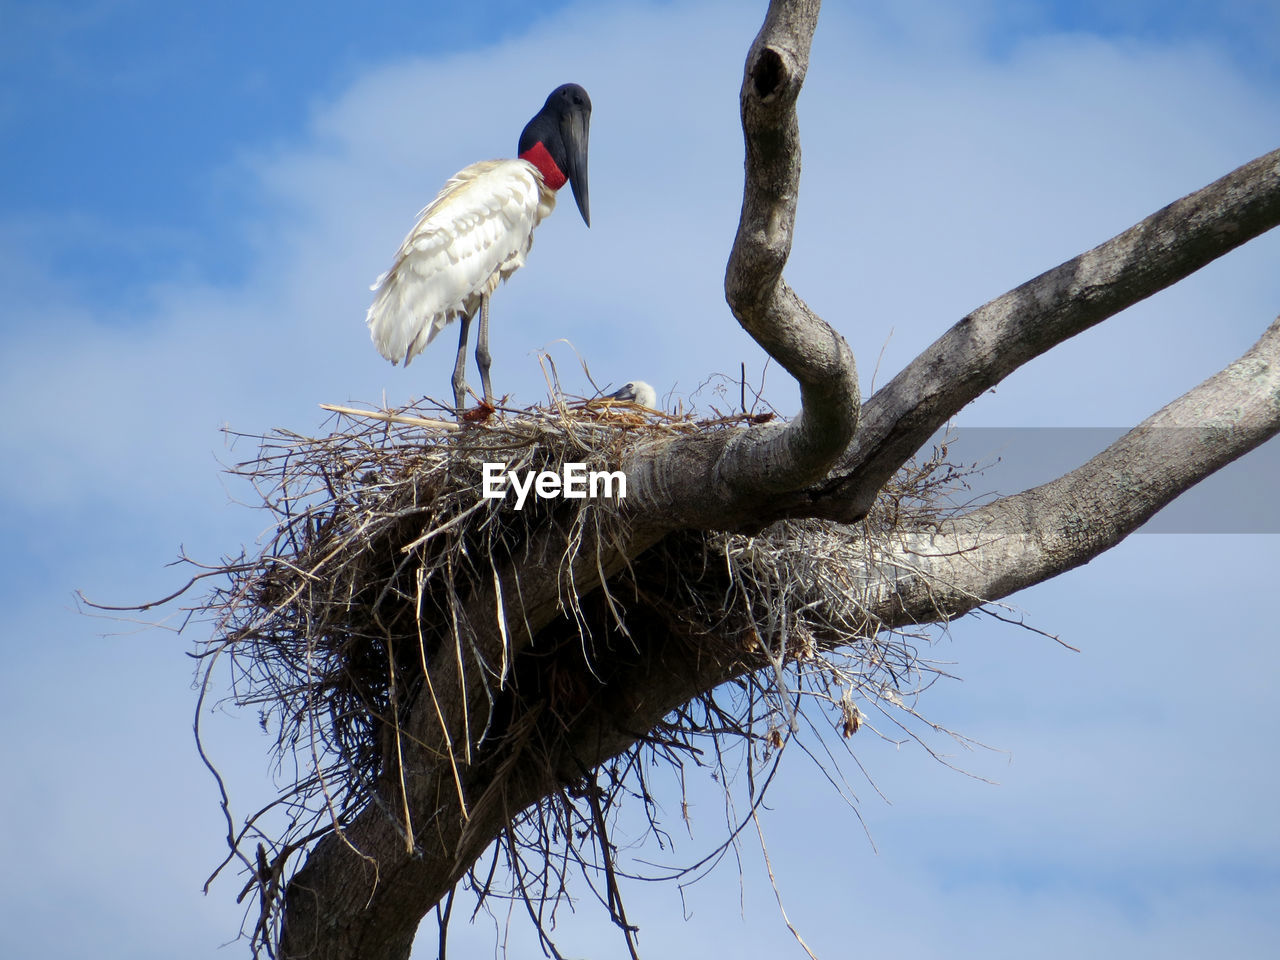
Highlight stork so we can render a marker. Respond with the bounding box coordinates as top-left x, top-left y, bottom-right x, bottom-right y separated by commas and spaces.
366, 84, 592, 412
607, 381, 657, 408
